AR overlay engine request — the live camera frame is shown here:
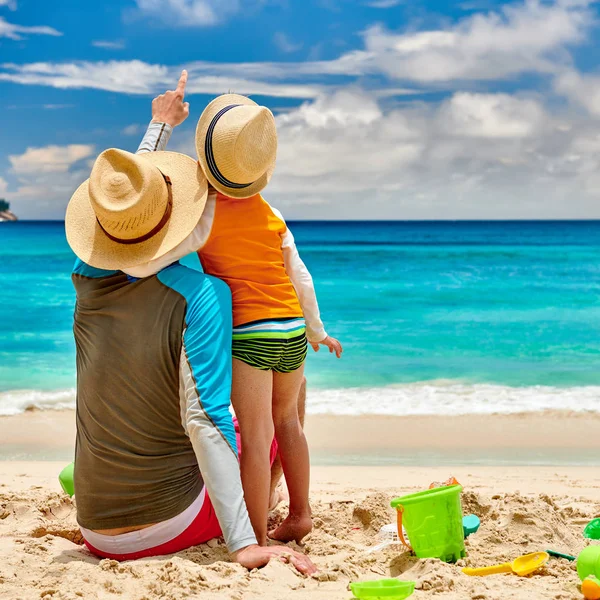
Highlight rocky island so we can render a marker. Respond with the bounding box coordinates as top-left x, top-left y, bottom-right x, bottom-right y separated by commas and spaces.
0, 199, 17, 221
